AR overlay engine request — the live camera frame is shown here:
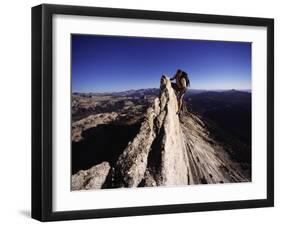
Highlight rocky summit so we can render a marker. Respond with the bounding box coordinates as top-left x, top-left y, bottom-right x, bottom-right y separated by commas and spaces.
72, 76, 249, 190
